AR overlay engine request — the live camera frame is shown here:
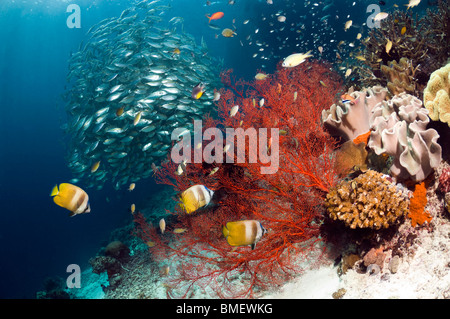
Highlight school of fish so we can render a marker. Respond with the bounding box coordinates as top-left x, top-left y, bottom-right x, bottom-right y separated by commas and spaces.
63, 0, 222, 190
